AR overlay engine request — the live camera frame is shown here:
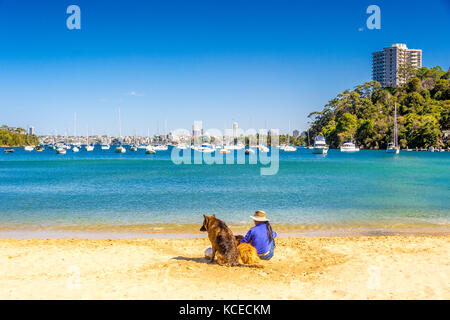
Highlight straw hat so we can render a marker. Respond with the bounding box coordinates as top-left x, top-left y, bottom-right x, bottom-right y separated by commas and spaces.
250, 210, 270, 222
